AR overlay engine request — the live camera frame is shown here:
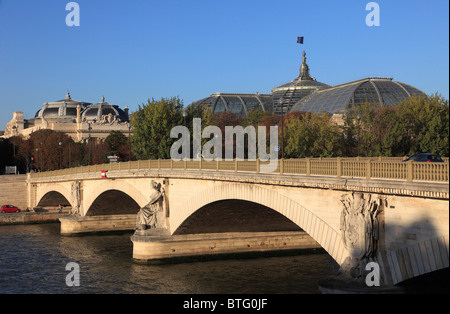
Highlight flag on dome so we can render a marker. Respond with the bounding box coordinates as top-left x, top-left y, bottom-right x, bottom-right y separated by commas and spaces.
297, 36, 304, 44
